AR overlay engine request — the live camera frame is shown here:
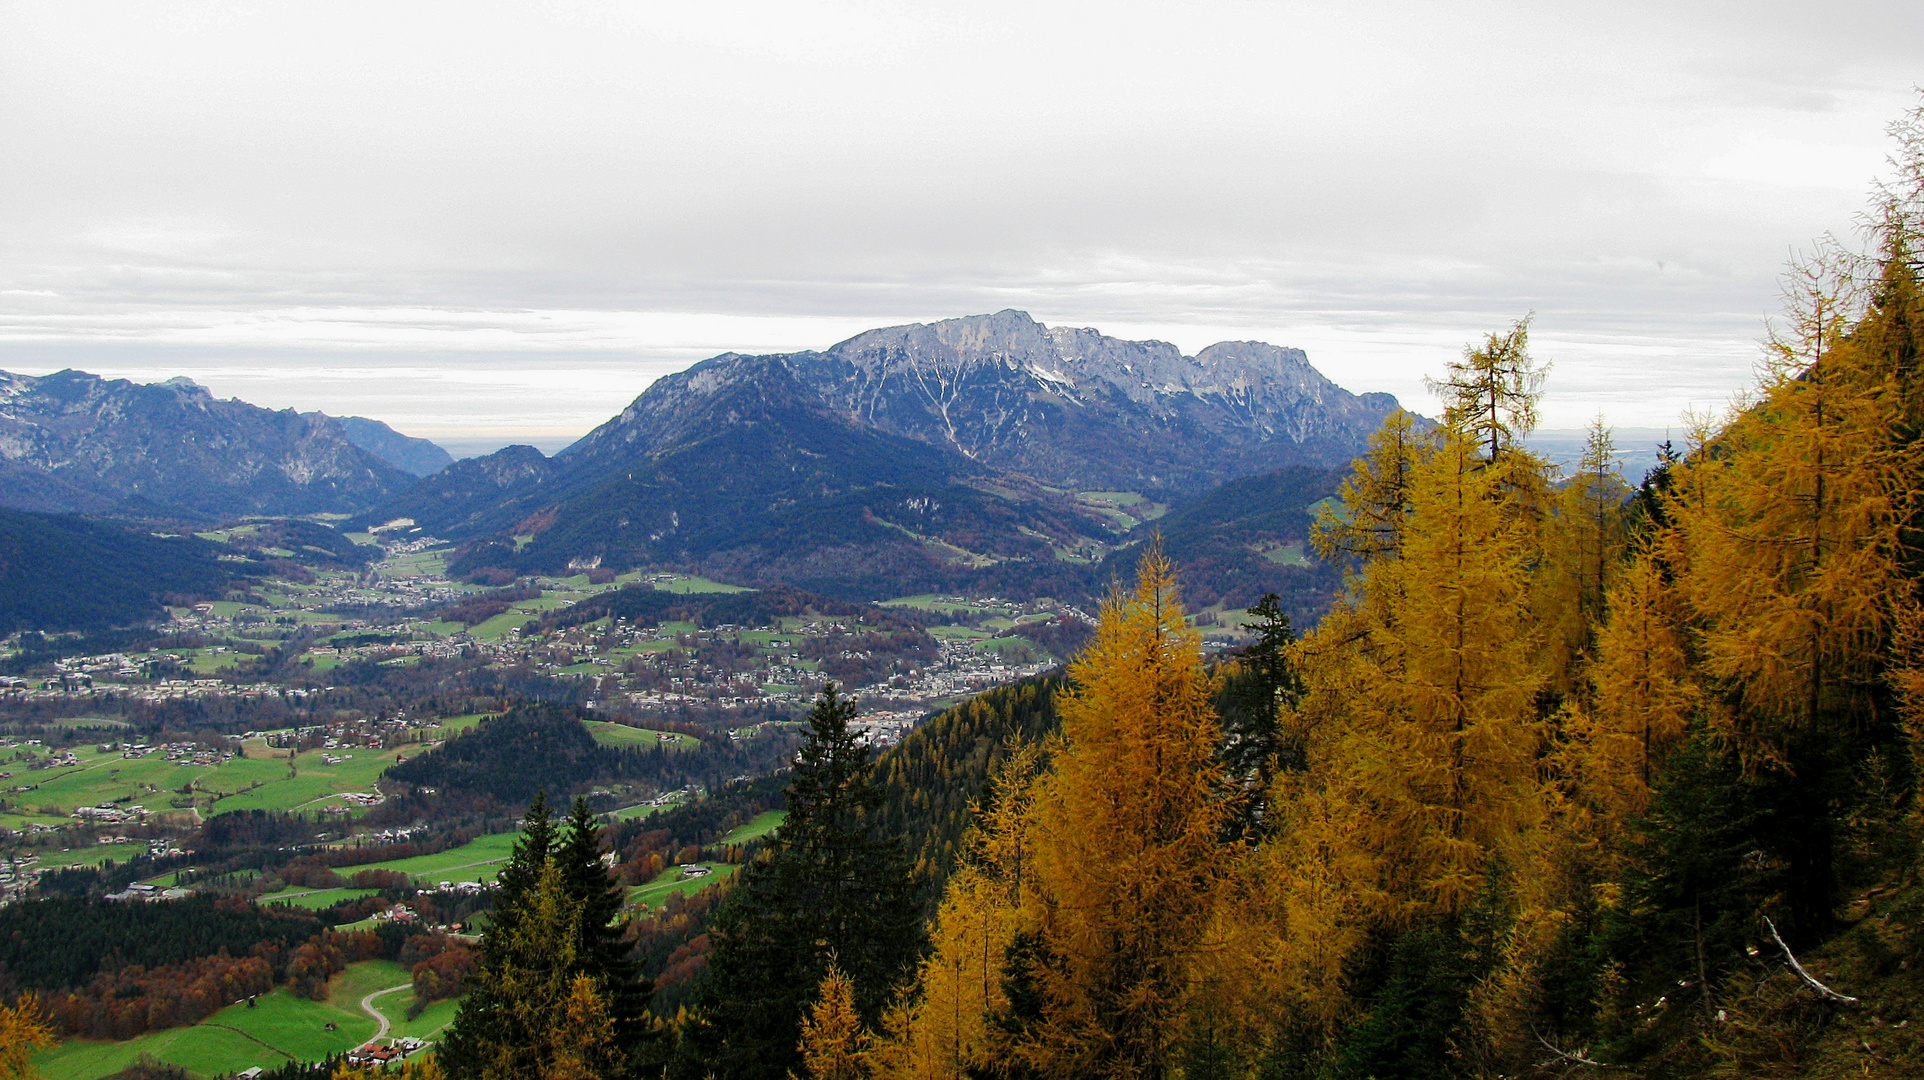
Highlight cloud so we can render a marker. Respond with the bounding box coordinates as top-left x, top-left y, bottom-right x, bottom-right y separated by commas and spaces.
1, 0, 1919, 450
